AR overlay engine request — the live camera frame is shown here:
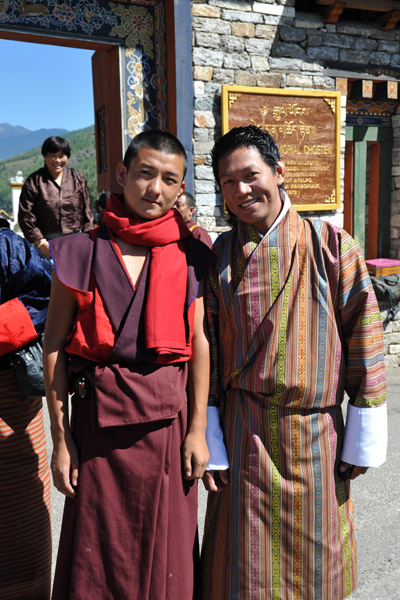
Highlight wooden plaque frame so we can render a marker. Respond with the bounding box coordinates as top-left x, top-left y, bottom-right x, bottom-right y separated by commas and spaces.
221, 86, 341, 211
